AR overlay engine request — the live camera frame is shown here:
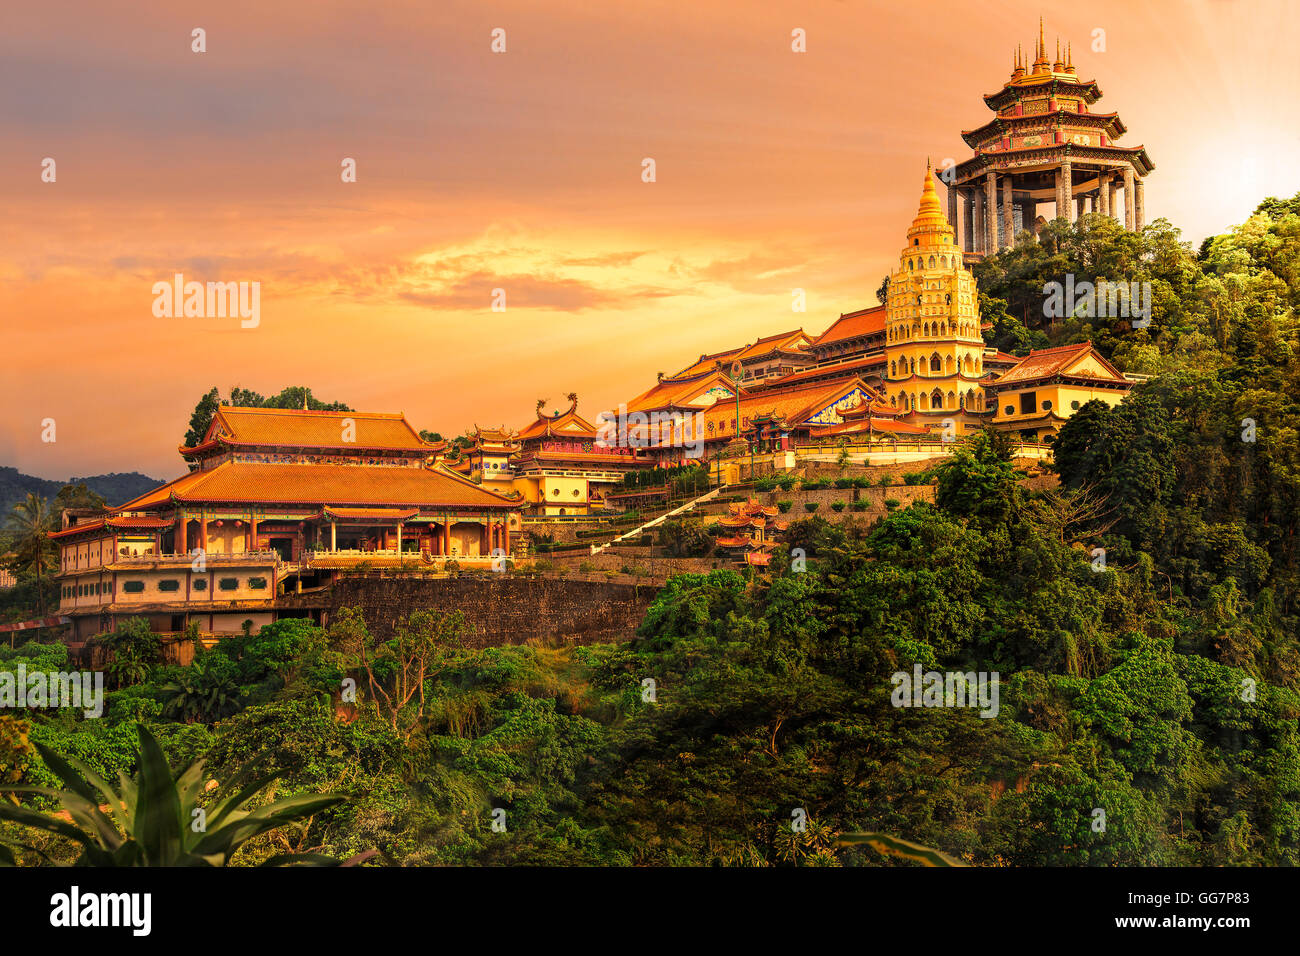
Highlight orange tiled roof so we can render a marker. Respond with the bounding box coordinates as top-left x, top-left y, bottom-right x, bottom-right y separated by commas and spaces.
47, 515, 174, 539
748, 355, 885, 390
624, 367, 740, 415
673, 346, 747, 378
114, 461, 516, 511
517, 408, 599, 441
811, 306, 887, 347
735, 329, 810, 361
650, 378, 877, 442
199, 406, 436, 453
322, 506, 420, 520
990, 341, 1126, 388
